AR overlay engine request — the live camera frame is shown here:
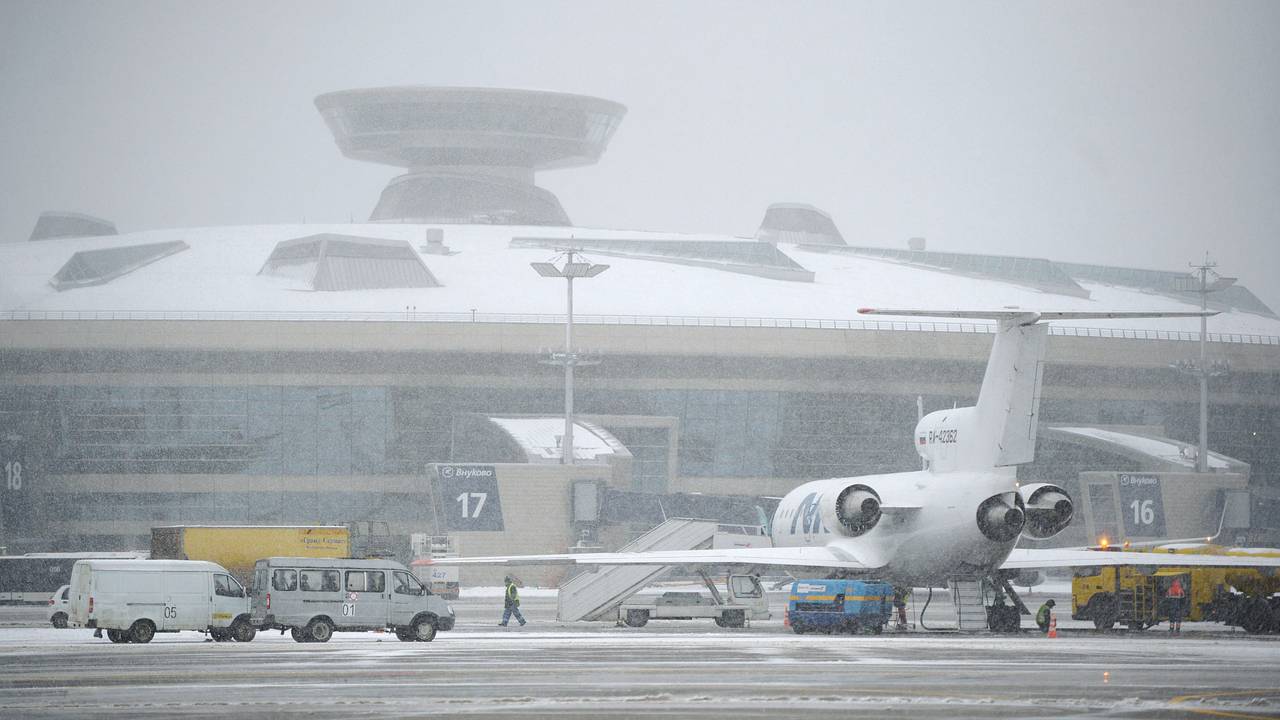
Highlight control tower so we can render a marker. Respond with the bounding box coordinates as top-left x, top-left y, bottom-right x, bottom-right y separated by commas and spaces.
315, 86, 627, 226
